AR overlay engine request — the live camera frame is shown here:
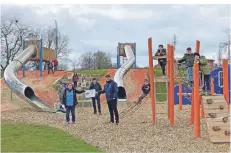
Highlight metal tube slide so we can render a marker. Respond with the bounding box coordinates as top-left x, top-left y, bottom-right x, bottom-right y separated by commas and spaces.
114, 45, 135, 99
4, 45, 55, 112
